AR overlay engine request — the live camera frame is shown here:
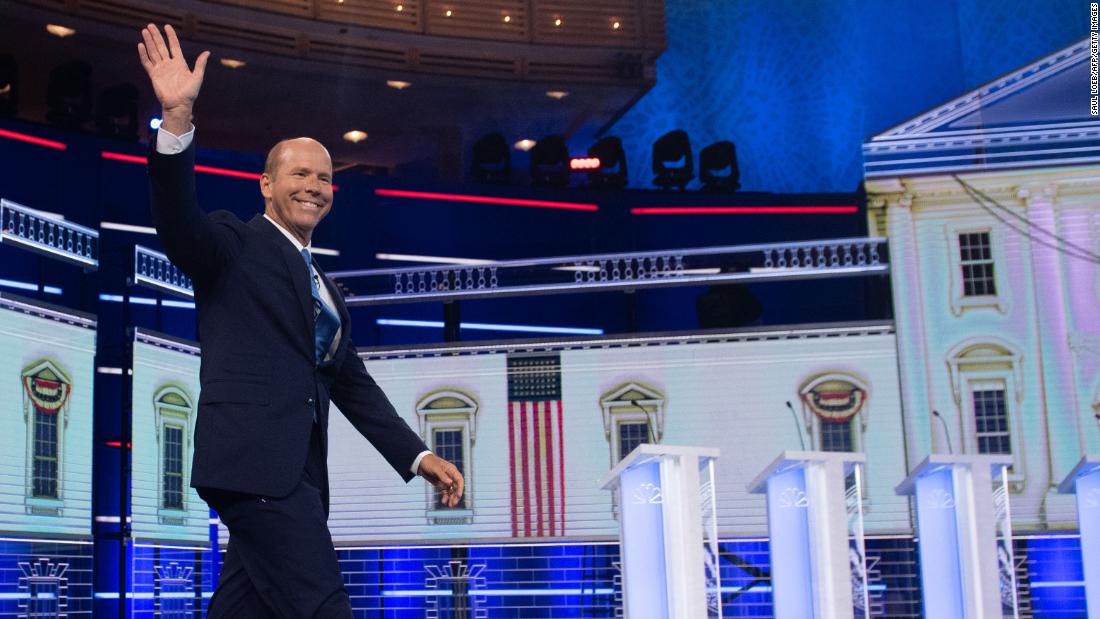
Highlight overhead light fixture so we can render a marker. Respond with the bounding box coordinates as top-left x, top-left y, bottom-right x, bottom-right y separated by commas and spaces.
220, 58, 246, 69
343, 130, 368, 143
46, 24, 76, 38
611, 20, 622, 29
545, 90, 569, 100
395, 3, 404, 11
471, 132, 511, 184
503, 15, 511, 23
652, 129, 693, 191
386, 80, 411, 90
699, 140, 741, 193
444, 8, 453, 17
553, 17, 562, 27
513, 139, 536, 152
